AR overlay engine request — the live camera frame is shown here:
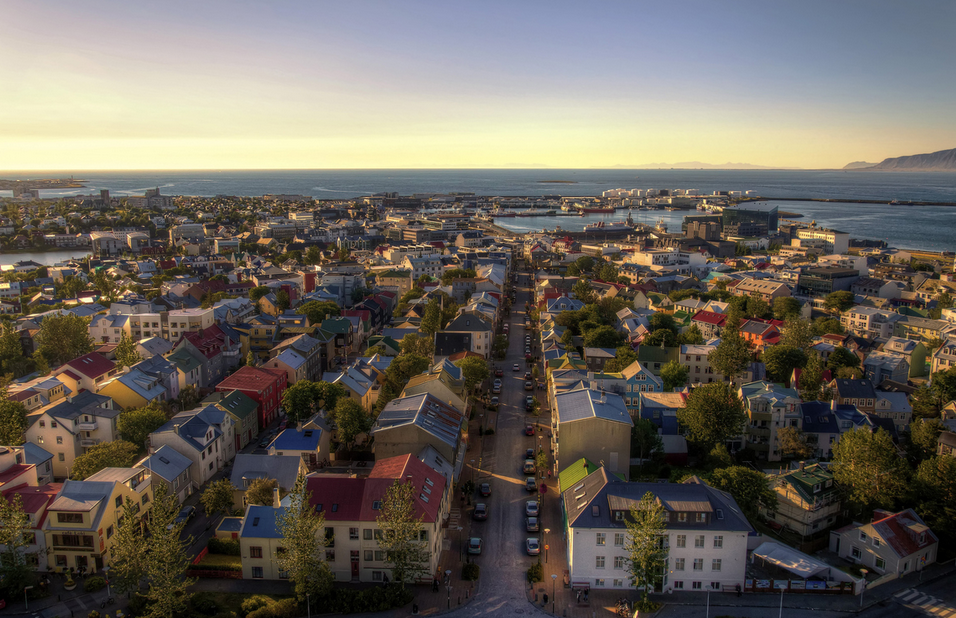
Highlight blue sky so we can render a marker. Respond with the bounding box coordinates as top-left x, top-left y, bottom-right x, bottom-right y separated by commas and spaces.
1, 0, 953, 169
